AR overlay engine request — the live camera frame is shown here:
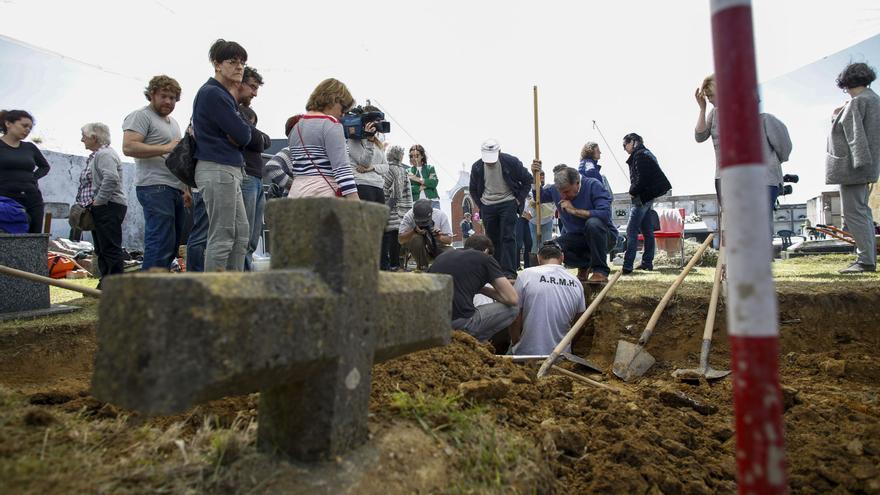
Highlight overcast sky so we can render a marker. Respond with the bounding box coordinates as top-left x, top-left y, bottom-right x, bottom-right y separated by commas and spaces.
2, 0, 879, 205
